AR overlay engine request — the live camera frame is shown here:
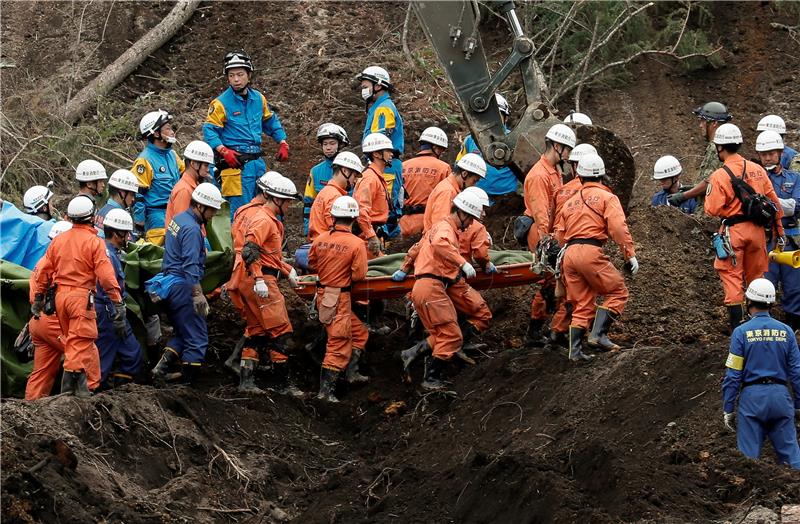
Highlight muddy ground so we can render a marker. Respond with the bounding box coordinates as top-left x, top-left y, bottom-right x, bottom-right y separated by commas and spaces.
2, 1, 800, 523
